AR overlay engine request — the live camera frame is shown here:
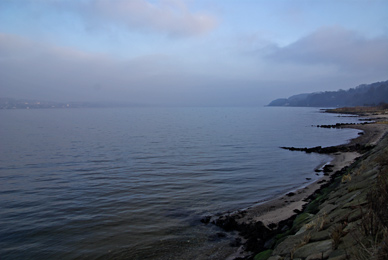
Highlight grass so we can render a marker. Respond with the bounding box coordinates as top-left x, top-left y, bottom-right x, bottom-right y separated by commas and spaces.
341, 173, 352, 183
351, 146, 388, 259
330, 224, 345, 249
